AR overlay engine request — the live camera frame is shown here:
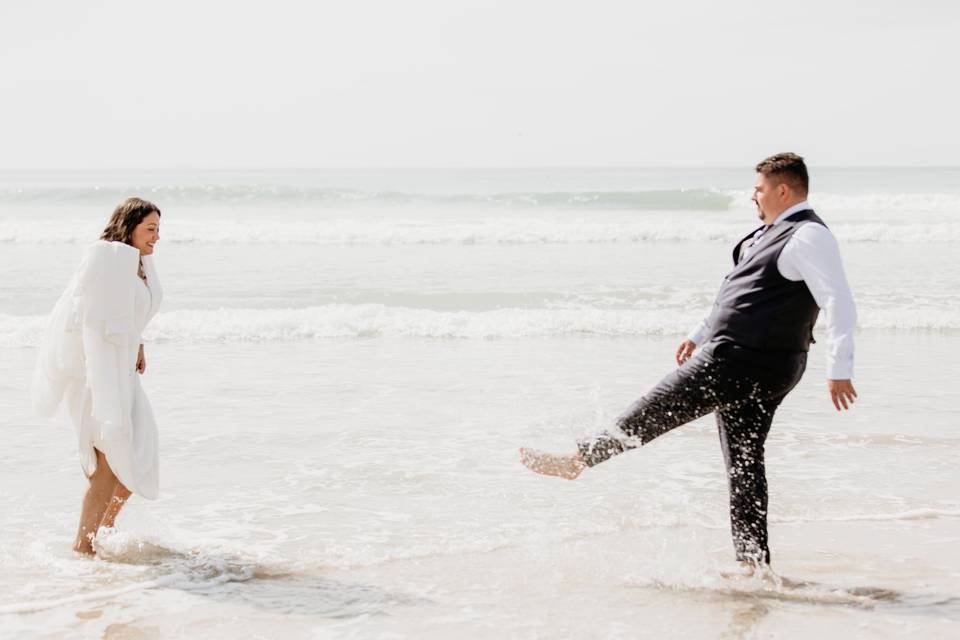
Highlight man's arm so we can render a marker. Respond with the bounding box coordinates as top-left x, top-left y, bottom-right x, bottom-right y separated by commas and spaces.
778, 223, 858, 410
827, 379, 857, 411
676, 318, 709, 365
